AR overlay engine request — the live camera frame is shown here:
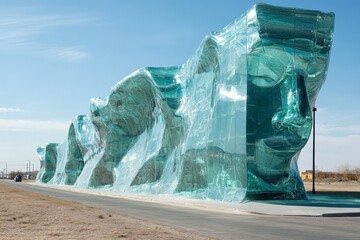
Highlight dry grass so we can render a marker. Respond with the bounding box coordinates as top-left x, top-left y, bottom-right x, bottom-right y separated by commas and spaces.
303, 181, 360, 198
0, 184, 214, 240
314, 172, 359, 182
